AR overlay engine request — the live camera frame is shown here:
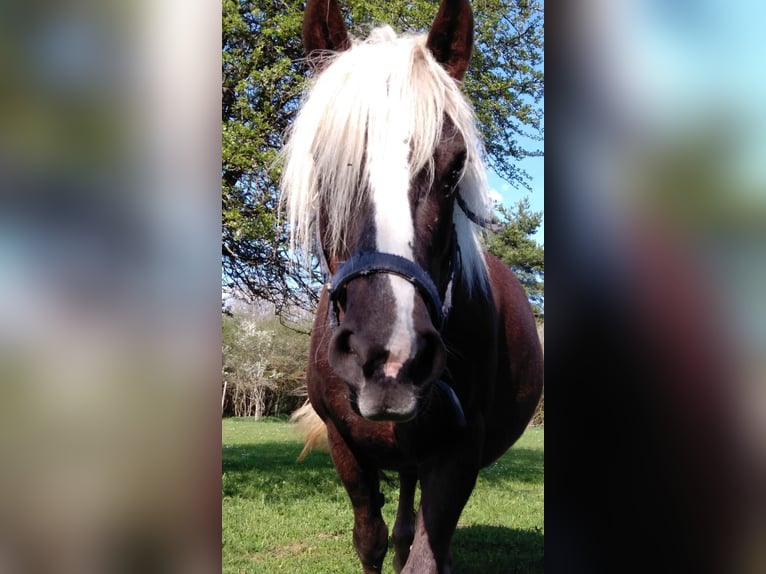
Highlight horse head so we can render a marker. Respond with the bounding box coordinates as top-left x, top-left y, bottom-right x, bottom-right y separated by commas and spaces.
283, 0, 491, 422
